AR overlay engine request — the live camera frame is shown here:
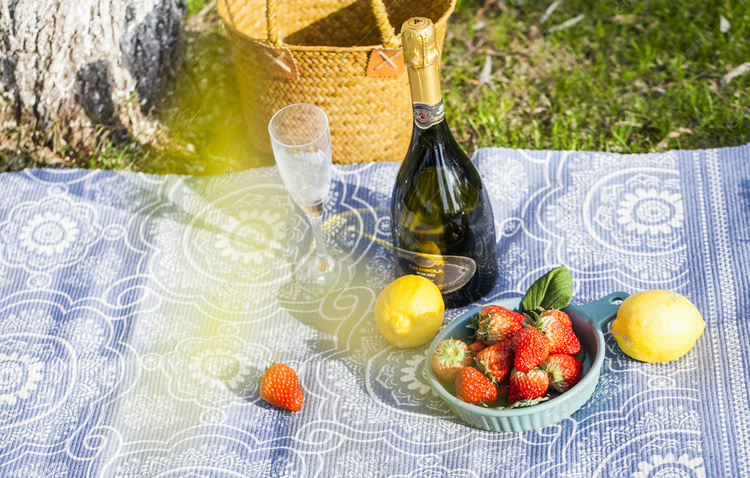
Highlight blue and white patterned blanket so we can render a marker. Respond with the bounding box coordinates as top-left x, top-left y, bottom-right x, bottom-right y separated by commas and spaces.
0, 144, 749, 477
